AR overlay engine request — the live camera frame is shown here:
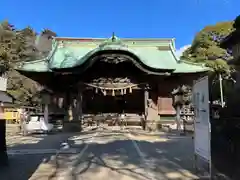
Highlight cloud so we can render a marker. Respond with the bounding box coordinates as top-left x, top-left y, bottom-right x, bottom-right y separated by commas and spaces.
175, 44, 191, 57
